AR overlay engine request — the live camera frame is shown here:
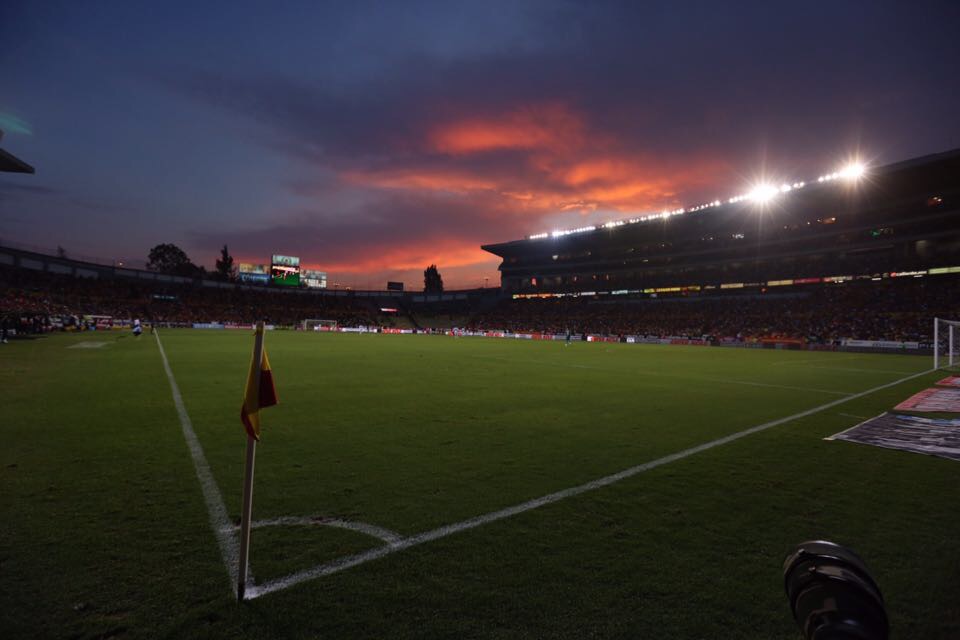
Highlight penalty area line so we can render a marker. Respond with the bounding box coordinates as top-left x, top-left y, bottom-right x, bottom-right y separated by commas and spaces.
249, 366, 935, 599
